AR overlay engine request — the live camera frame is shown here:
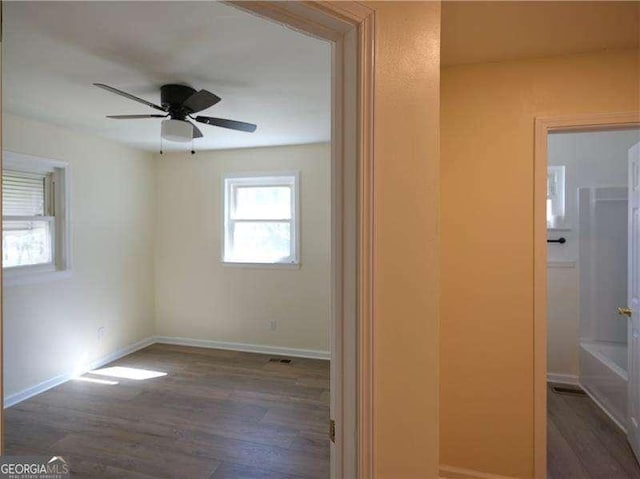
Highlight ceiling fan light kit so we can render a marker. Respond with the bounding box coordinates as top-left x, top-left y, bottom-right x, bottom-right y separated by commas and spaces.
161, 119, 193, 143
94, 82, 258, 148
